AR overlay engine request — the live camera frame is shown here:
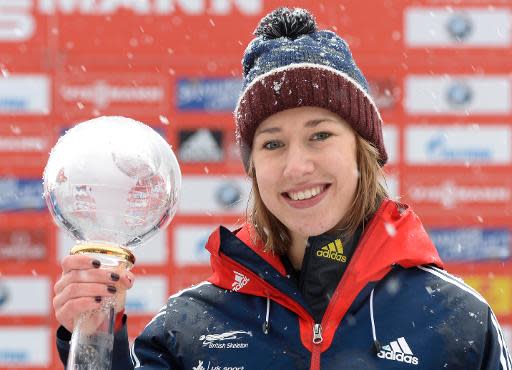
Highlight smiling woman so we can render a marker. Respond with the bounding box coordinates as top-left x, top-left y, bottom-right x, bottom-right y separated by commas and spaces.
54, 6, 511, 370
248, 106, 387, 260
